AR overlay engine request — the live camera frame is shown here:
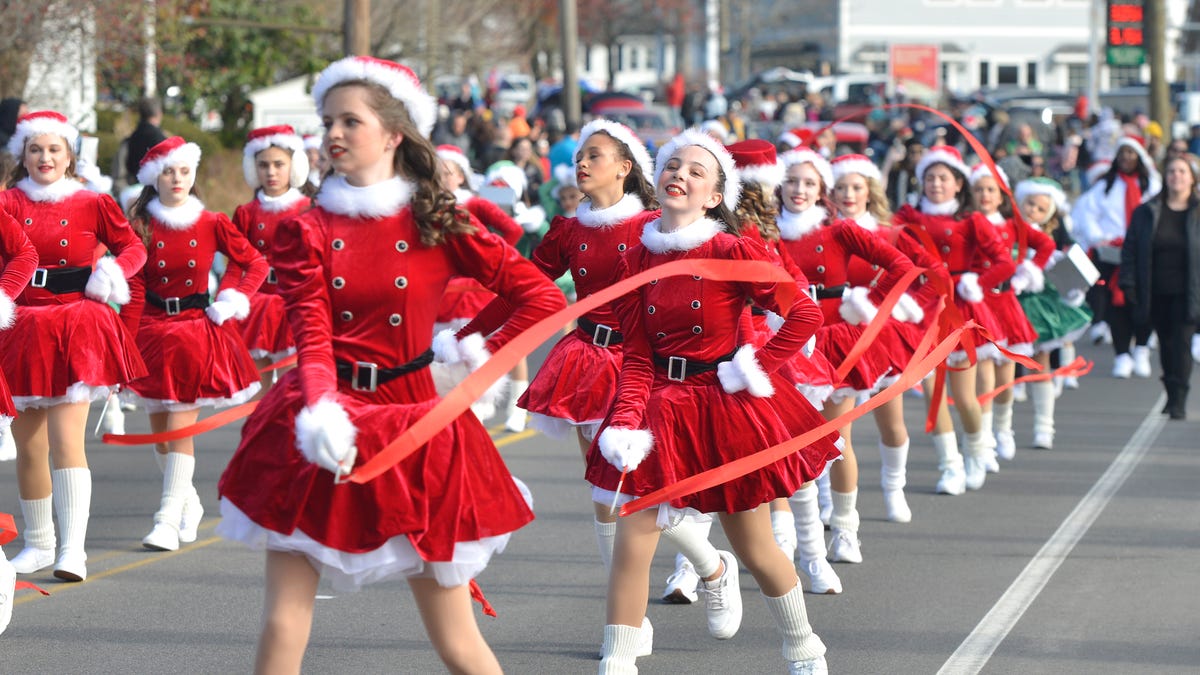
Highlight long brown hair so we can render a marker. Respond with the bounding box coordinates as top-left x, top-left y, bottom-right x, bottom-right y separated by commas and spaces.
736, 181, 780, 241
